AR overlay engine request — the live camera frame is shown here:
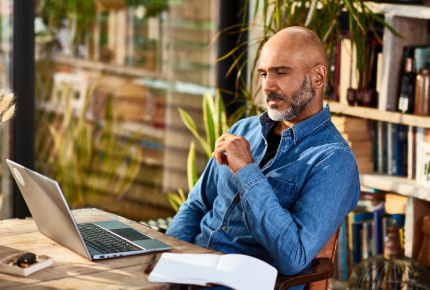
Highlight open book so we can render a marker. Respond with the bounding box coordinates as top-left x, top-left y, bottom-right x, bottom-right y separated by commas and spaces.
148, 253, 278, 290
